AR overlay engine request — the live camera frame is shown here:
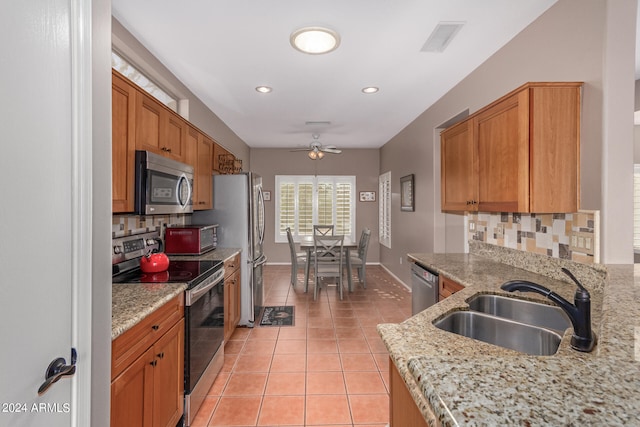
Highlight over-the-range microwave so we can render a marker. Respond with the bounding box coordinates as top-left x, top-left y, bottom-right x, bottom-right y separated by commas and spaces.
134, 150, 193, 215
